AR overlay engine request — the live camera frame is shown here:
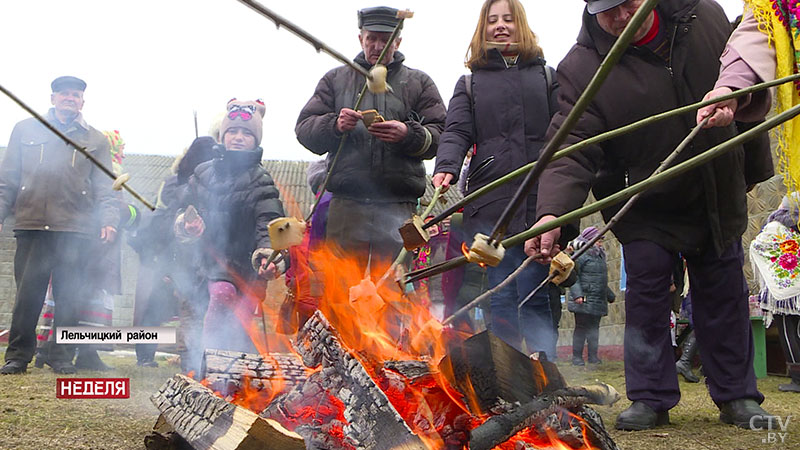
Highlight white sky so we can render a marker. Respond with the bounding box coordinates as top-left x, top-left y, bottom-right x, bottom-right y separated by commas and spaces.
1, 0, 744, 170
